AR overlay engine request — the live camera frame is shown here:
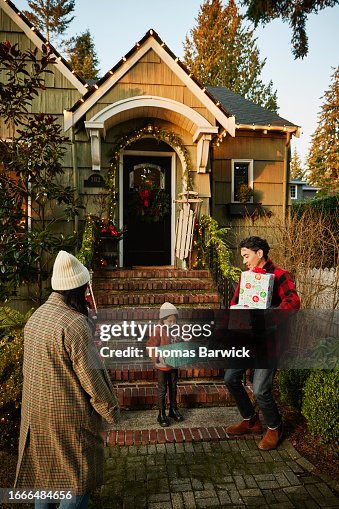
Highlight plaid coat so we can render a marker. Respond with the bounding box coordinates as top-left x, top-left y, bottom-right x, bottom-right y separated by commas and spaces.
15, 292, 119, 495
